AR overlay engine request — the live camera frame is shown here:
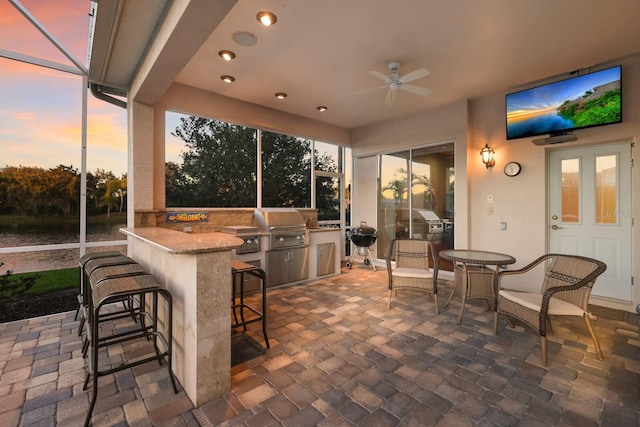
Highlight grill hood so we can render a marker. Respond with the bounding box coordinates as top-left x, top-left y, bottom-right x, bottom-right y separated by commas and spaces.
252, 208, 305, 232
